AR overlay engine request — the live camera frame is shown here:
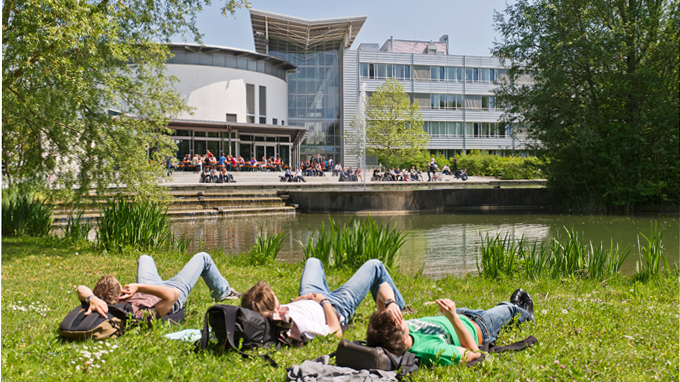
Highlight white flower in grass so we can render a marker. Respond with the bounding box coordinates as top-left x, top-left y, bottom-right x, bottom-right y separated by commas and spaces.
561, 309, 568, 314
541, 309, 548, 315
